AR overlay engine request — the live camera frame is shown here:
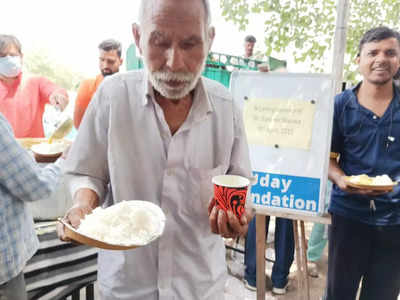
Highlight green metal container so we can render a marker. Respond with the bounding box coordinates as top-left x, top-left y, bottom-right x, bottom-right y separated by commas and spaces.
125, 44, 287, 88
203, 67, 231, 87
126, 44, 143, 70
